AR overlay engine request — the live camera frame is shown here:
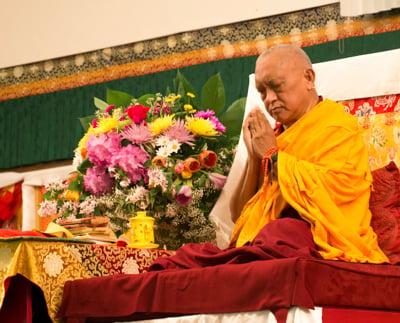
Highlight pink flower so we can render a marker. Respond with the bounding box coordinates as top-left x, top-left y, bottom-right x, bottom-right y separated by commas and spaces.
120, 123, 152, 145
174, 185, 192, 206
111, 145, 149, 183
164, 119, 195, 146
209, 116, 226, 134
92, 118, 98, 128
209, 172, 227, 190
194, 110, 226, 134
124, 104, 150, 124
86, 132, 121, 167
194, 110, 215, 118
83, 166, 114, 196
175, 162, 184, 174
